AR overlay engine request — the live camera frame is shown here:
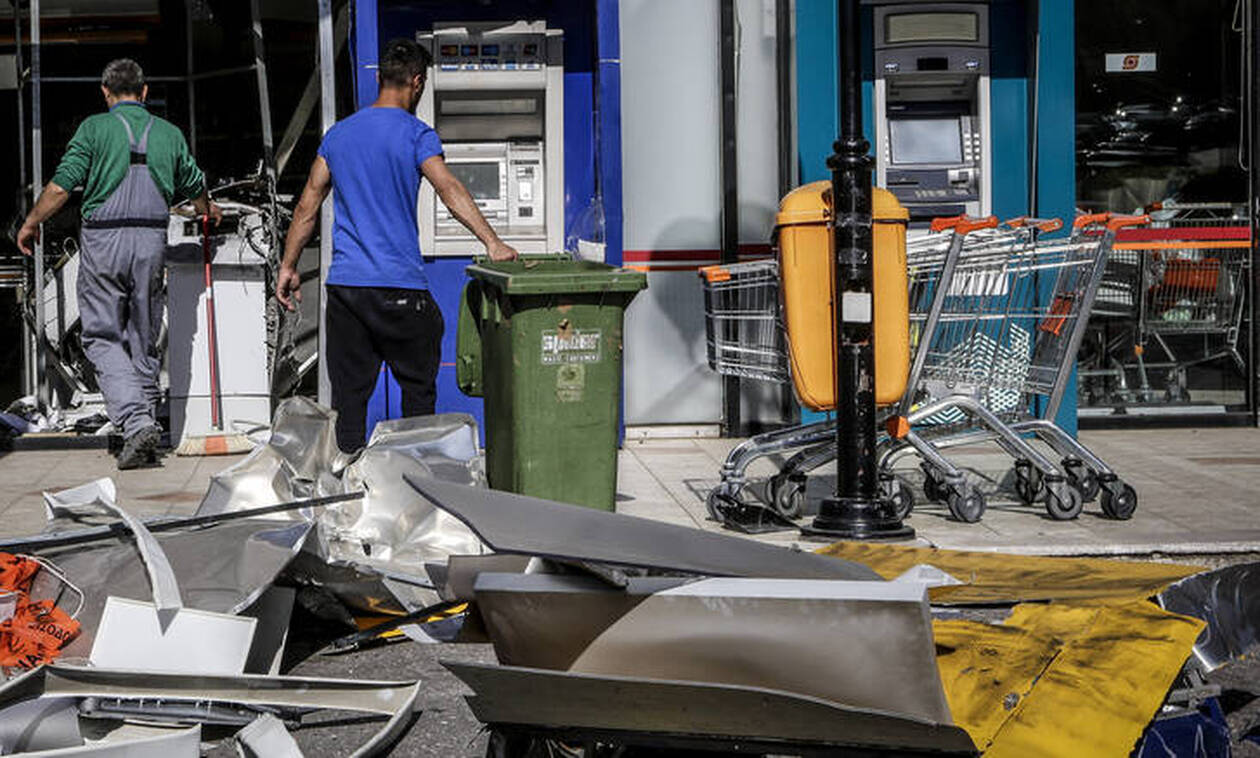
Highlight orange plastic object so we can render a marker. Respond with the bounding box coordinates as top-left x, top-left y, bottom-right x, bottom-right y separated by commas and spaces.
699, 265, 732, 283
1107, 214, 1150, 232
775, 182, 910, 410
930, 214, 998, 235
1161, 259, 1220, 290
886, 416, 911, 439
1073, 212, 1112, 231
1007, 217, 1064, 233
